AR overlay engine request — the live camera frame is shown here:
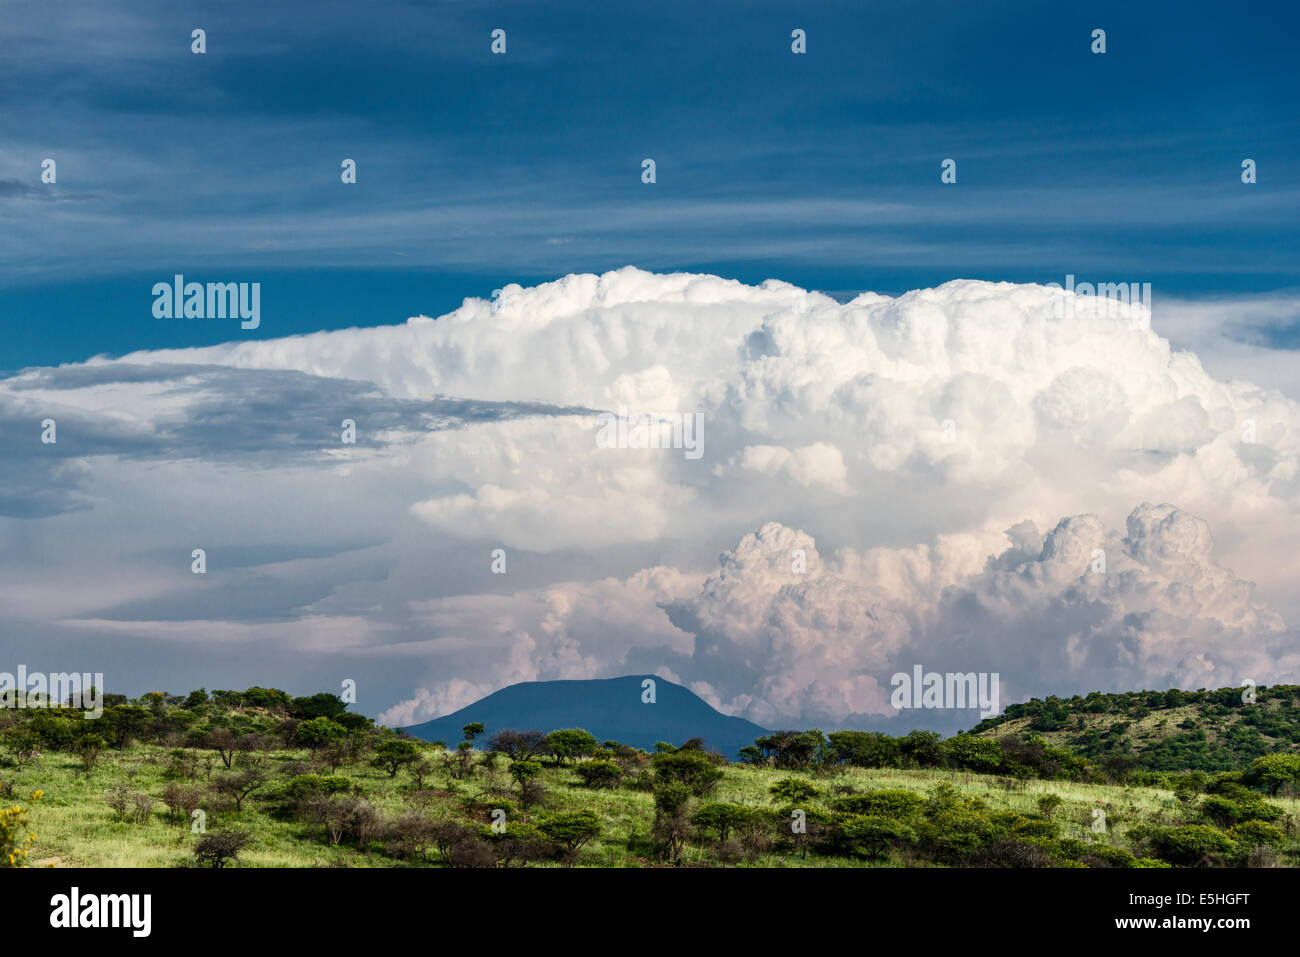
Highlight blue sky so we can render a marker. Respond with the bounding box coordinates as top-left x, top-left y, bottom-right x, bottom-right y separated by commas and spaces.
3, 0, 1298, 369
